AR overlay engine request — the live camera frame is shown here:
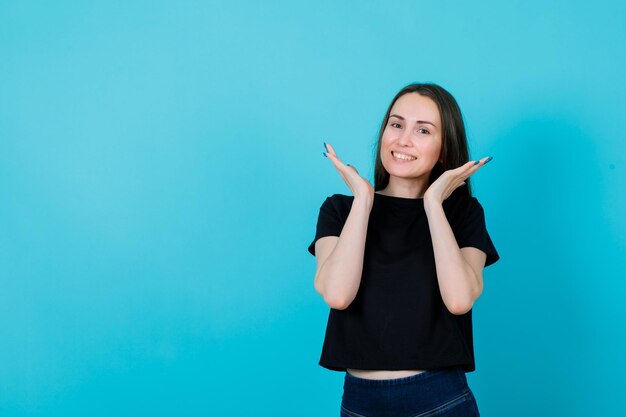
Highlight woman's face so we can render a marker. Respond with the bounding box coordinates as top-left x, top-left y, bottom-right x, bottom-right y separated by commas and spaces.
380, 92, 443, 180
